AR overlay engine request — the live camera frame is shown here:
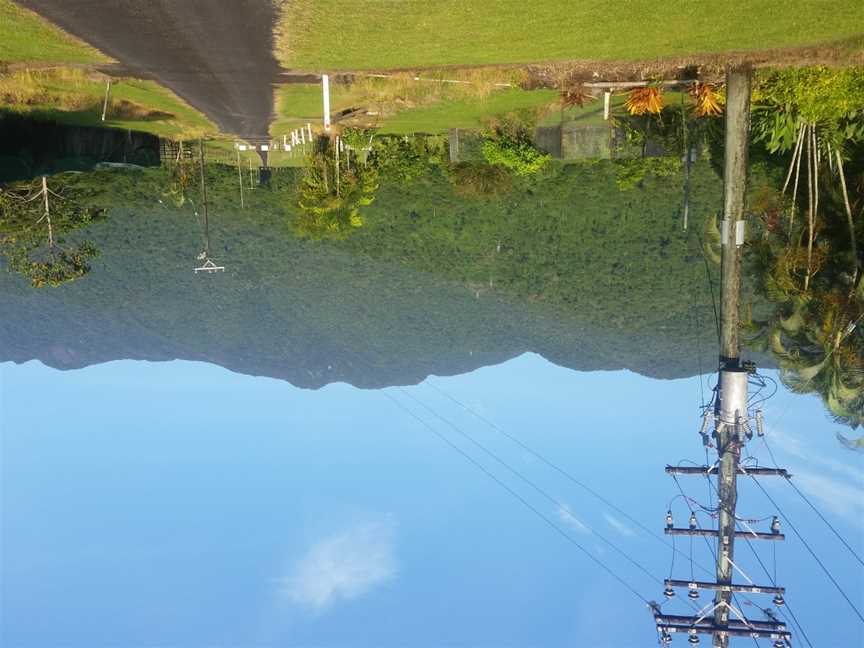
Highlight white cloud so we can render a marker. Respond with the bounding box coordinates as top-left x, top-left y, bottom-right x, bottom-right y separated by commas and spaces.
557, 504, 591, 535
768, 425, 862, 484
280, 517, 397, 612
790, 470, 864, 522
760, 423, 864, 524
603, 513, 635, 537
